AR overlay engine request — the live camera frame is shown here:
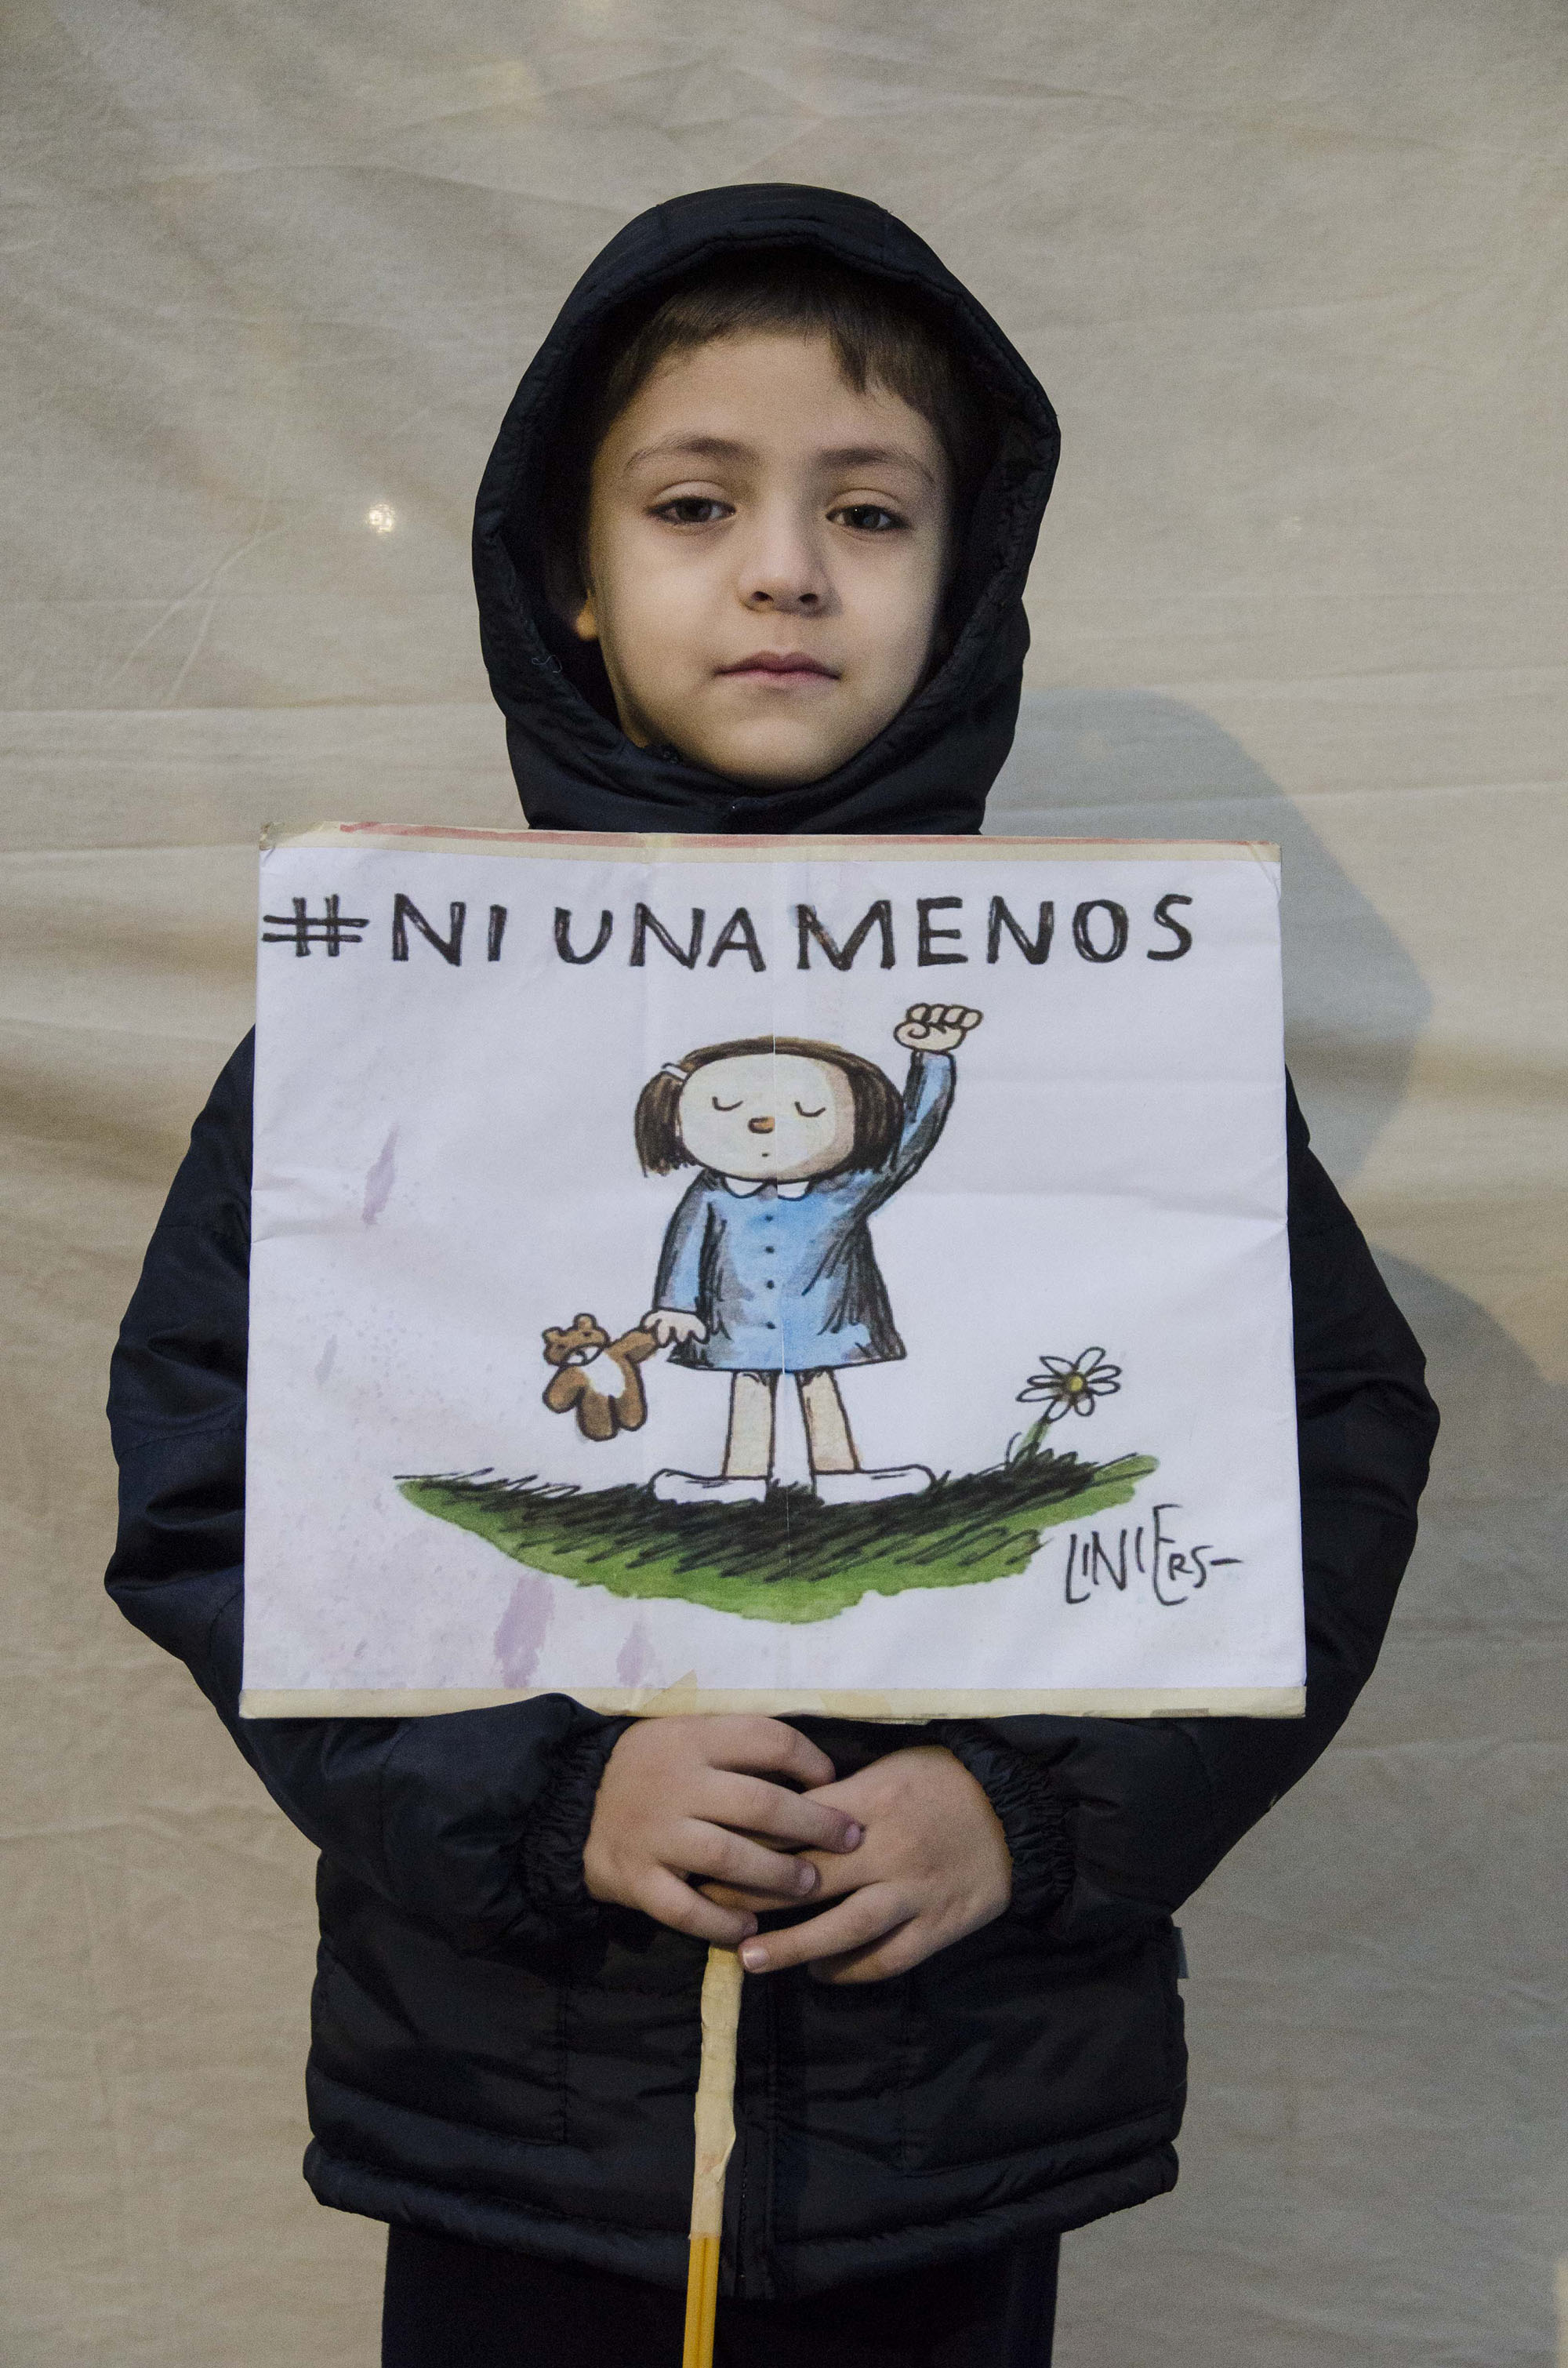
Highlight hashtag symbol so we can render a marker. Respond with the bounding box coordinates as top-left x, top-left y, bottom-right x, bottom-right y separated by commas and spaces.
261, 895, 369, 957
